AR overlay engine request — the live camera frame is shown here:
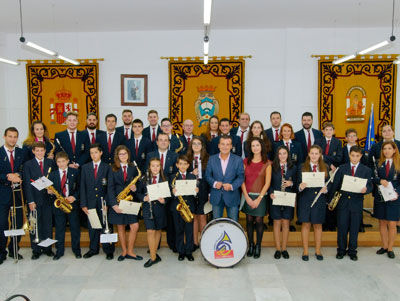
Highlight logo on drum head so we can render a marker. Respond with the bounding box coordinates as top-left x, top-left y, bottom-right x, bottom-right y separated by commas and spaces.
214, 231, 234, 259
